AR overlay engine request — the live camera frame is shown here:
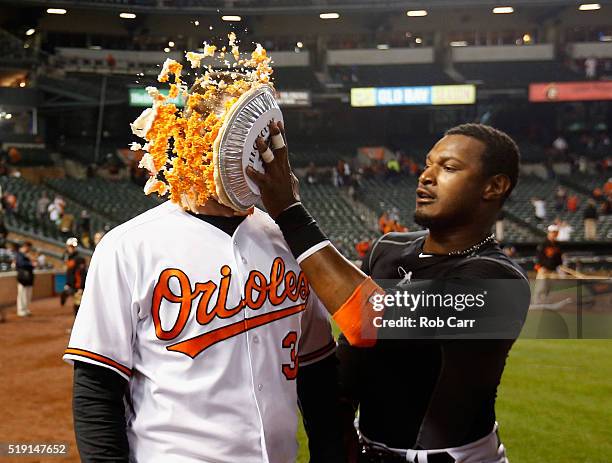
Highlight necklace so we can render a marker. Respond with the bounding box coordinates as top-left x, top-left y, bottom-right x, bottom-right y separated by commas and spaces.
447, 234, 496, 256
